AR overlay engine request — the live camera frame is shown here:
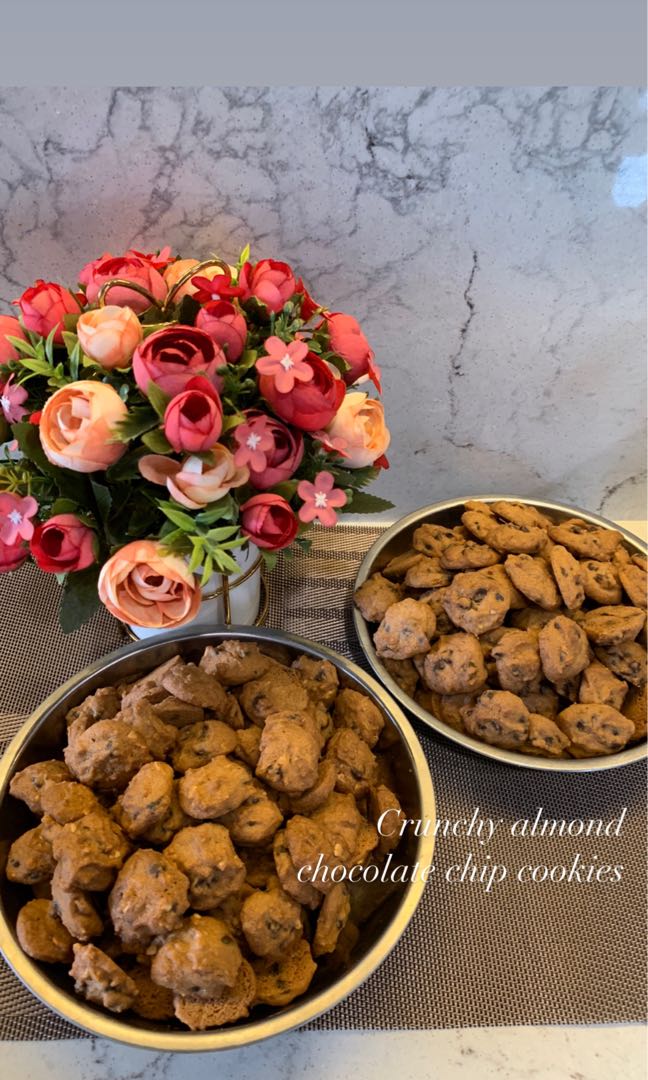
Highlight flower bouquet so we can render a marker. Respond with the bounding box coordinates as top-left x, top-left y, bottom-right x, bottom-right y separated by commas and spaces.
0, 246, 392, 632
